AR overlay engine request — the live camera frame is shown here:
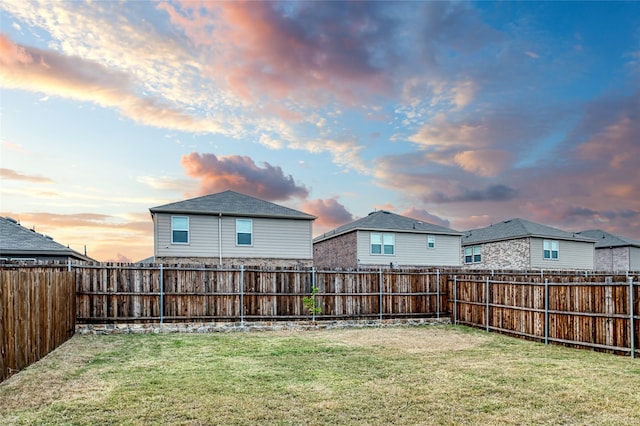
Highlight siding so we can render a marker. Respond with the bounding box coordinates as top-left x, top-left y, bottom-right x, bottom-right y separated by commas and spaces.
154, 213, 312, 259
530, 238, 594, 270
630, 247, 640, 270
356, 230, 461, 267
